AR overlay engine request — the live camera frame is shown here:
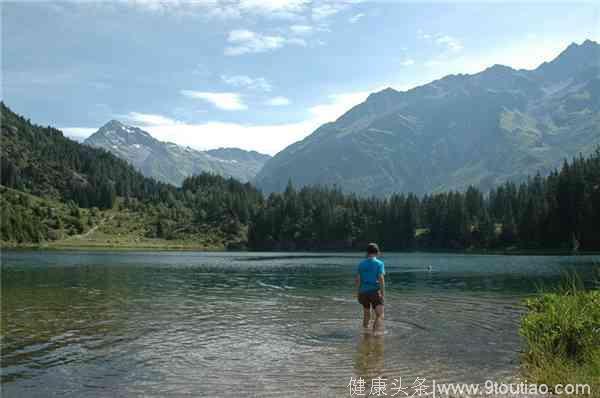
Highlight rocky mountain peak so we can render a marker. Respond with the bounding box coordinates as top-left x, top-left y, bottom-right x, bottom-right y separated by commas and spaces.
254, 40, 600, 197
534, 39, 600, 82
84, 121, 270, 185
